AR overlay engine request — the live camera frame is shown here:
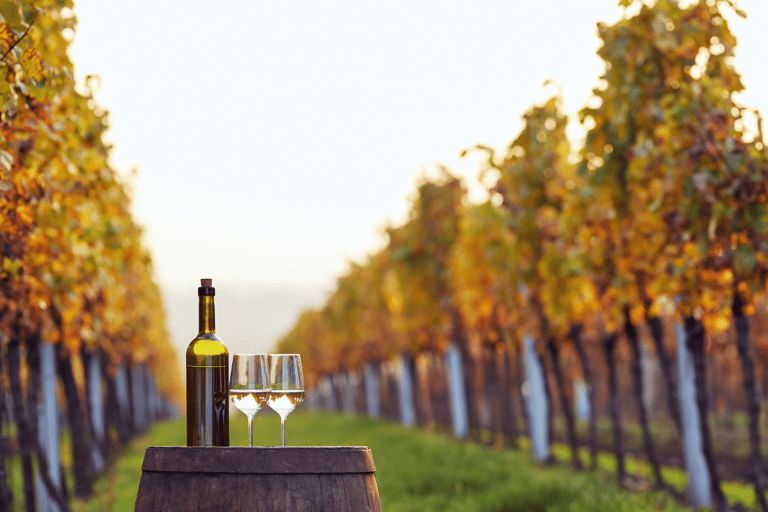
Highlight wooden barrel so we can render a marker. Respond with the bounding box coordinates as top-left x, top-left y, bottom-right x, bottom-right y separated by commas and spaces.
134, 446, 382, 512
